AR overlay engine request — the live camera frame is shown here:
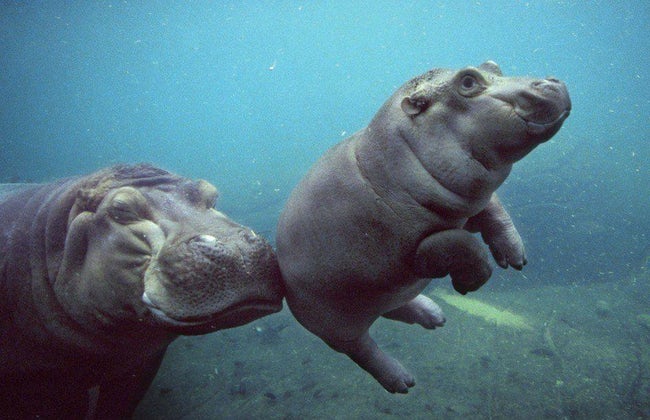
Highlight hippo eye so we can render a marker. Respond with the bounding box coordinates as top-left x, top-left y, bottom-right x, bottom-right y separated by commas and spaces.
457, 71, 485, 97
461, 75, 477, 90
109, 200, 141, 223
104, 187, 149, 224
